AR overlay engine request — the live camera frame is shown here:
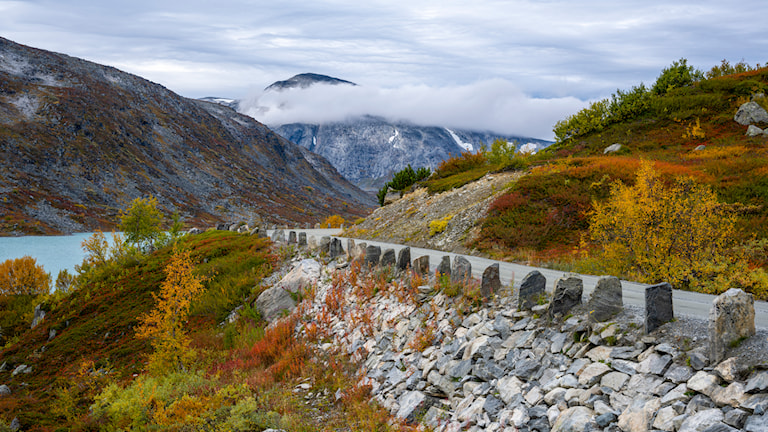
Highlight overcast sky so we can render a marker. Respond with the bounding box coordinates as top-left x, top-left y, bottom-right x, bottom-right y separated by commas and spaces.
2, 0, 766, 139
